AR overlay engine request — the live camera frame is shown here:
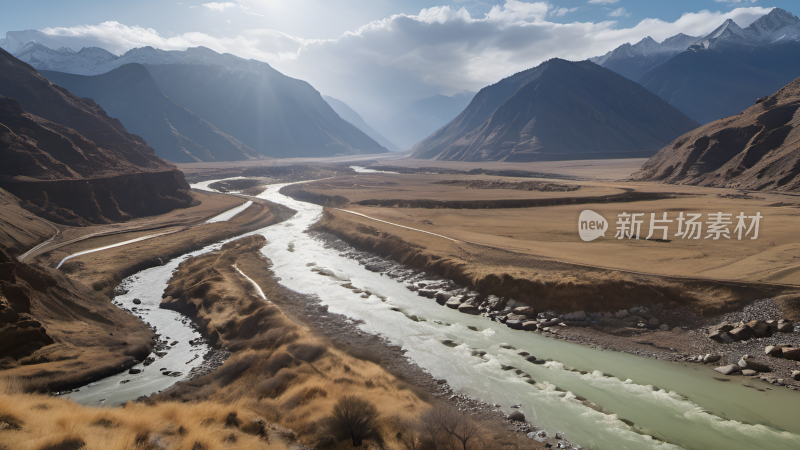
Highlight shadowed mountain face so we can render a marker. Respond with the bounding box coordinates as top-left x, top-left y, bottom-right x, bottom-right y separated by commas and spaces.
143, 63, 388, 158
411, 59, 698, 162
322, 95, 401, 152
633, 77, 800, 192
9, 43, 388, 159
594, 9, 800, 125
0, 49, 193, 225
41, 64, 260, 163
